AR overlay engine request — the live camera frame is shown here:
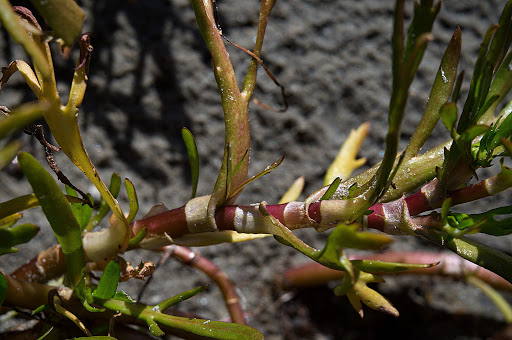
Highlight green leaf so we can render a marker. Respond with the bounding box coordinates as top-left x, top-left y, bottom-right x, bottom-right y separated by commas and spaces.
32, 304, 50, 315
490, 114, 512, 150
0, 272, 7, 306
481, 51, 512, 122
460, 1, 512, 129
113, 291, 137, 303
449, 206, 512, 236
327, 223, 393, 250
405, 27, 461, 159
65, 185, 92, 230
314, 223, 392, 272
18, 152, 85, 288
19, 152, 82, 254
182, 127, 200, 199
125, 179, 138, 224
156, 285, 207, 311
473, 94, 500, 125
129, 227, 146, 246
0, 140, 21, 170
92, 260, 120, 300
0, 223, 39, 255
458, 25, 498, 132
458, 125, 488, 144
320, 177, 341, 201
86, 172, 121, 232
440, 102, 458, 133
371, 0, 439, 206
0, 103, 44, 139
0, 193, 83, 221
486, 1, 512, 74
227, 155, 284, 201
100, 297, 263, 339
403, 0, 440, 71
441, 197, 452, 222
28, 0, 85, 47
231, 149, 249, 179
76, 269, 105, 312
